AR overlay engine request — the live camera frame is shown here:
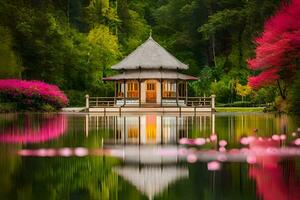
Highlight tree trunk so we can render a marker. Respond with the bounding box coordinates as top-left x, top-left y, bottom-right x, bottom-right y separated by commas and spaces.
212, 35, 217, 68
237, 28, 244, 67
277, 80, 286, 100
